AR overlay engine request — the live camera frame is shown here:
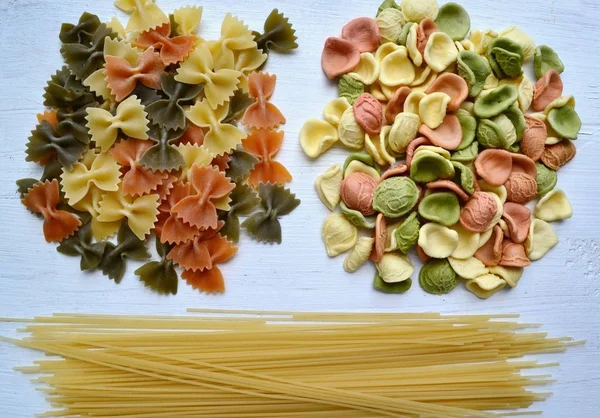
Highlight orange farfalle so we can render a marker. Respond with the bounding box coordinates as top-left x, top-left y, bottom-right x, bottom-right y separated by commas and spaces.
174, 121, 205, 146
37, 109, 58, 127
242, 129, 292, 187
166, 224, 228, 271
105, 47, 166, 101
171, 165, 235, 230
22, 180, 81, 242
241, 72, 286, 129
182, 268, 225, 293
181, 234, 238, 293
134, 23, 197, 66
109, 138, 169, 196
158, 181, 201, 244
